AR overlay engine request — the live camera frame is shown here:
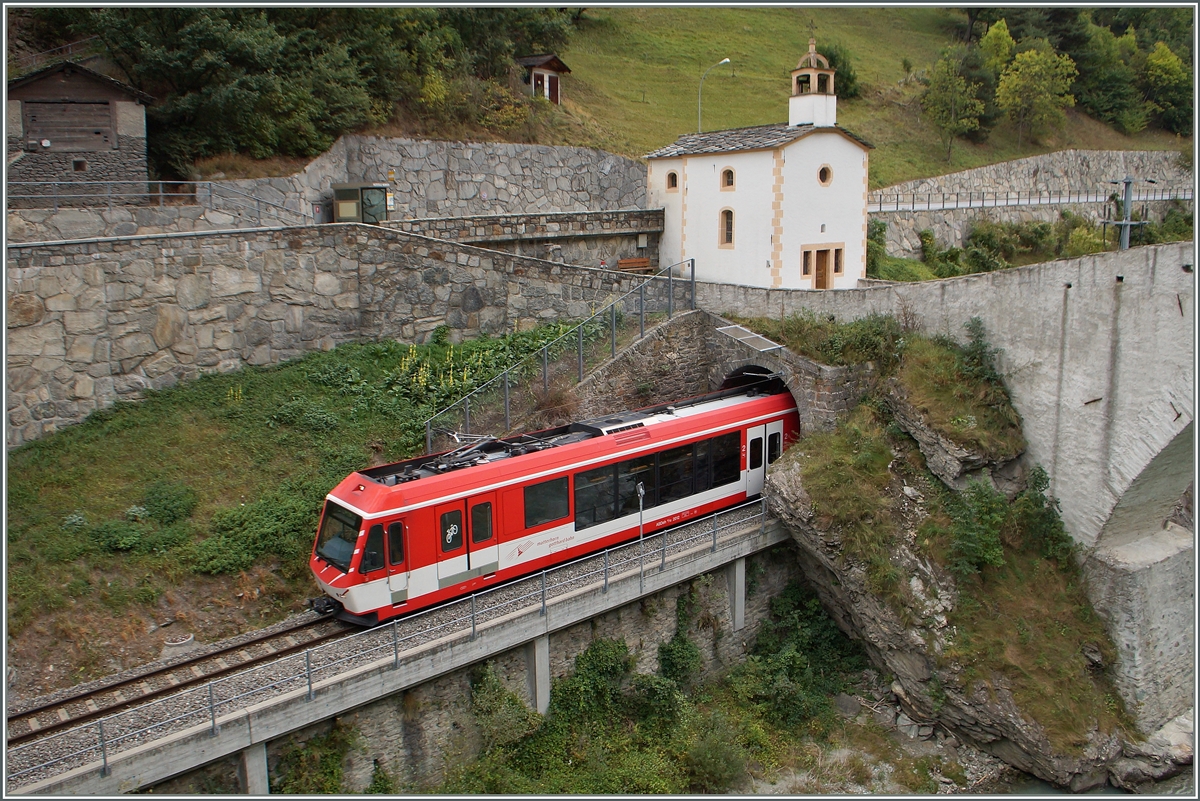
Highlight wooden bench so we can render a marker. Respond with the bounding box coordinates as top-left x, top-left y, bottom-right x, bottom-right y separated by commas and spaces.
616, 257, 652, 273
